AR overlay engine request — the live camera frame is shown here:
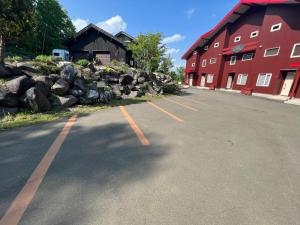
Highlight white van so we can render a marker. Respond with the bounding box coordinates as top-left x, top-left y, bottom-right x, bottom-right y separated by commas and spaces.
52, 49, 69, 61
